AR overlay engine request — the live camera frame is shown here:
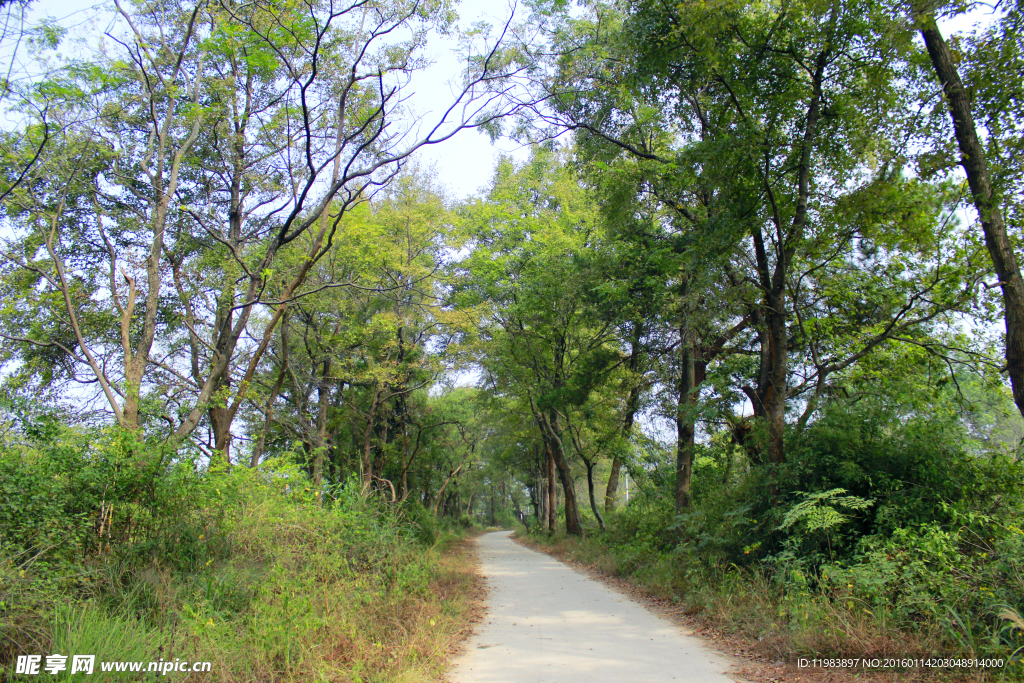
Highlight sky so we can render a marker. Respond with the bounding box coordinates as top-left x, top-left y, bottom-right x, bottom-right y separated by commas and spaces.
411, 0, 535, 199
